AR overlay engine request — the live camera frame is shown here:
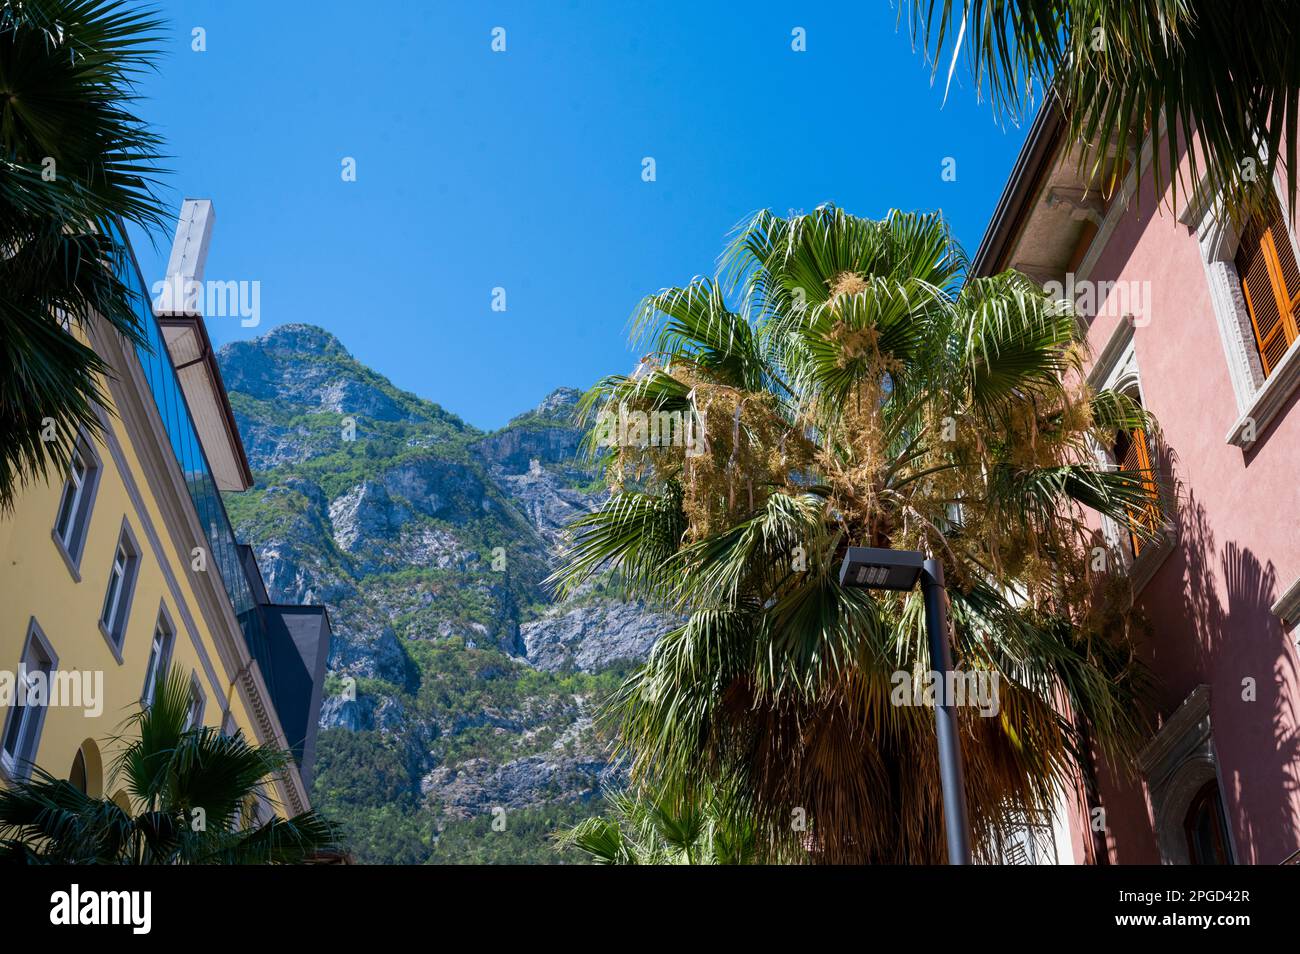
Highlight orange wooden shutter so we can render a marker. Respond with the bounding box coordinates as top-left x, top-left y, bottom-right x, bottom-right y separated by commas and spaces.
1237, 202, 1300, 376
1118, 426, 1161, 558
